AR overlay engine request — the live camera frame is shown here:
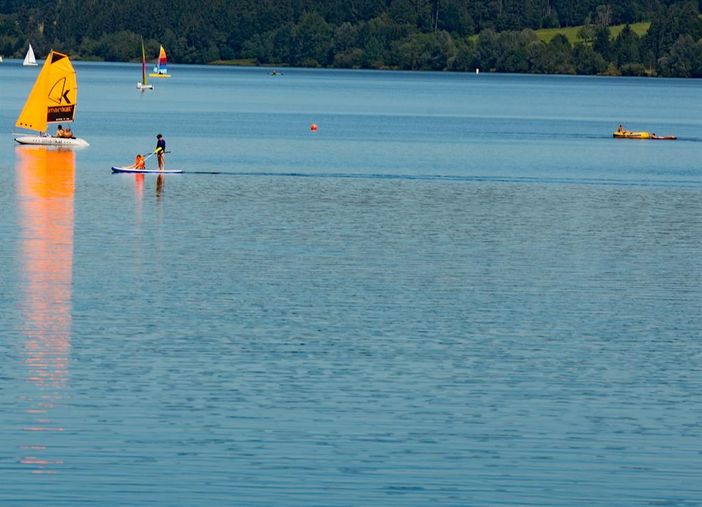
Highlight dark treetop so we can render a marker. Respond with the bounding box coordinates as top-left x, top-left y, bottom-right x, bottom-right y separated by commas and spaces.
2, 0, 702, 76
